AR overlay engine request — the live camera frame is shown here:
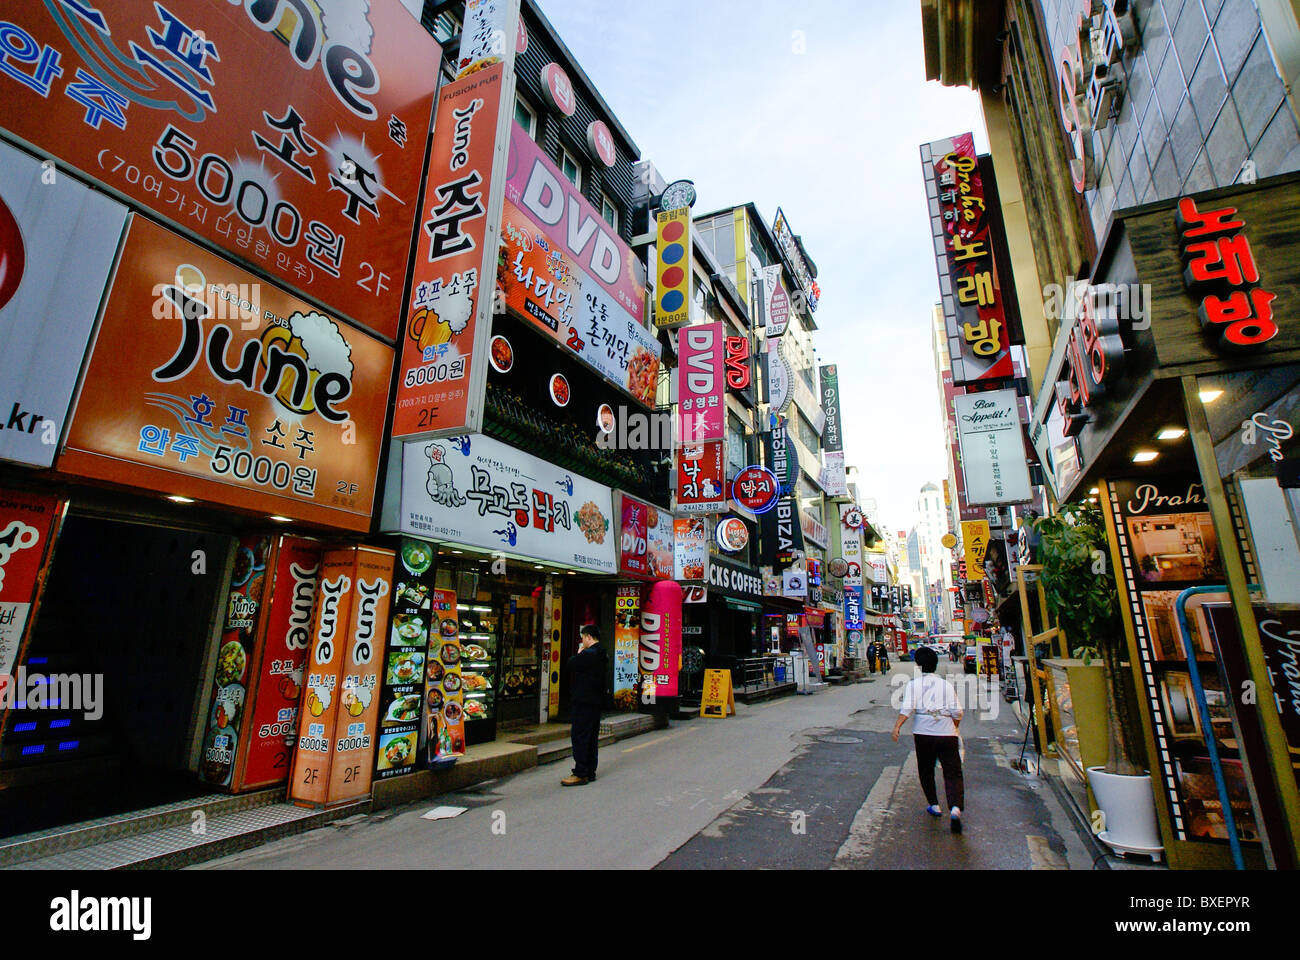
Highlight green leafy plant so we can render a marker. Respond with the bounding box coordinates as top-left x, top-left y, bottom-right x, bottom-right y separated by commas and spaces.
1034, 502, 1143, 775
